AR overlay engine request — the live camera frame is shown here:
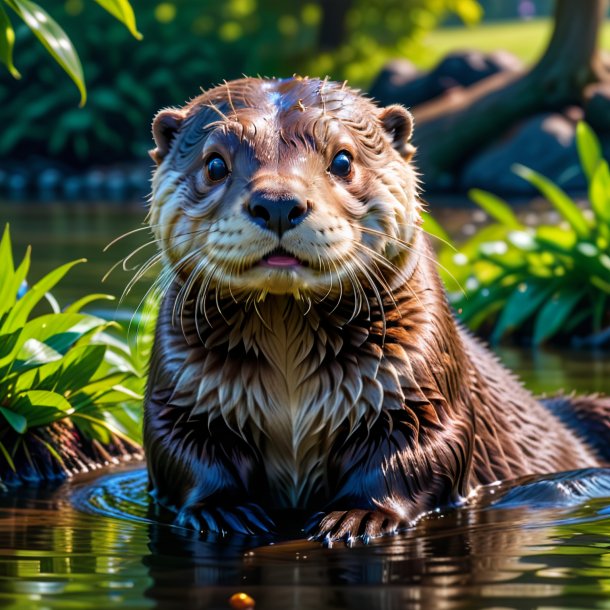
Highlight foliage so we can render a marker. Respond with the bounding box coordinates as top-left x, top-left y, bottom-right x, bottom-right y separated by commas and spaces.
0, 0, 140, 105
0, 224, 143, 481
441, 122, 610, 346
0, 0, 480, 165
